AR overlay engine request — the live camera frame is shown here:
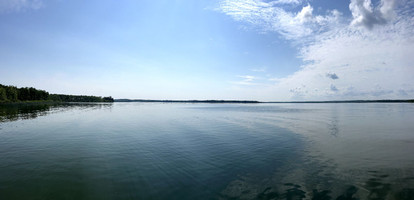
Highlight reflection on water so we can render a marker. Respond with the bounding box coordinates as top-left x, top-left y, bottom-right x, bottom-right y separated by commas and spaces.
221, 173, 414, 199
0, 103, 112, 122
0, 103, 413, 199
220, 169, 414, 200
0, 104, 52, 122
